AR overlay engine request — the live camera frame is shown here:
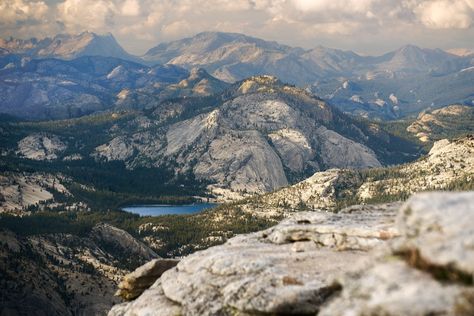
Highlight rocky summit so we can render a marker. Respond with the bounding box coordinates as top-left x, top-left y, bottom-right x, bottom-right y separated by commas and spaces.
109, 191, 474, 316
90, 76, 414, 198
407, 104, 474, 143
